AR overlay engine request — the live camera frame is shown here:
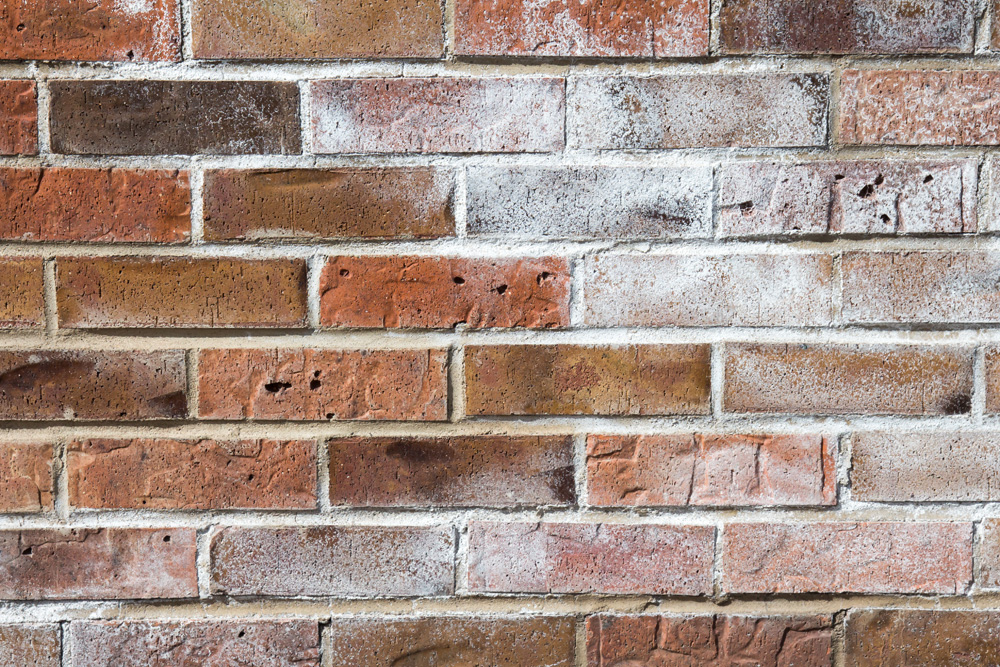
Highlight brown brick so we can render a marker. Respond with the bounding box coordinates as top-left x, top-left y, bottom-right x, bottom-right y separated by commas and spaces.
0, 528, 197, 600
328, 436, 575, 507
719, 0, 974, 54
724, 343, 973, 415
56, 257, 308, 328
845, 610, 1000, 666
584, 253, 833, 327
68, 438, 316, 510
984, 347, 1000, 413
0, 81, 36, 156
311, 78, 564, 153
328, 617, 576, 667
587, 434, 835, 507
198, 348, 447, 421
320, 256, 570, 329
455, 0, 708, 57
466, 344, 711, 416
569, 74, 828, 149
468, 521, 714, 595
588, 614, 833, 667
0, 350, 187, 421
0, 625, 59, 666
68, 620, 320, 667
0, 443, 52, 513
50, 80, 300, 155
210, 526, 454, 597
718, 160, 978, 237
203, 168, 454, 241
979, 519, 1000, 588
0, 168, 190, 242
0, 258, 43, 328
722, 522, 973, 594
